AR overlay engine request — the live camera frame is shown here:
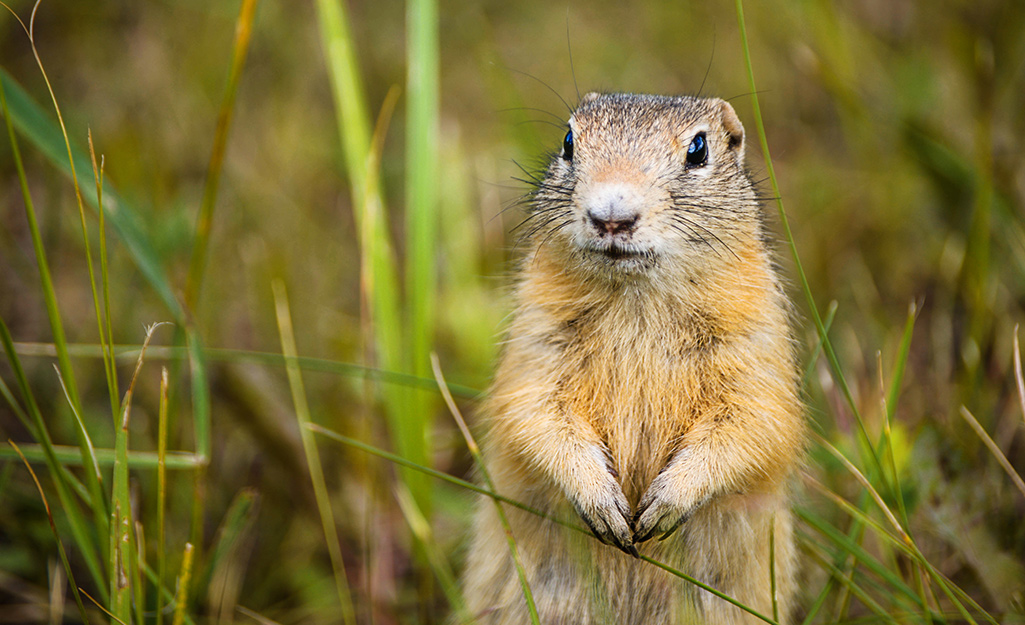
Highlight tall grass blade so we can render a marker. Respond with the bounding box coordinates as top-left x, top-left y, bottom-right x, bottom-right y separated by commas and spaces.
311, 419, 782, 622
313, 0, 427, 518
733, 0, 888, 488
802, 539, 901, 624
430, 352, 540, 625
184, 0, 259, 310
797, 508, 920, 606
9, 440, 91, 624
272, 281, 356, 625
405, 0, 441, 516
87, 132, 119, 420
